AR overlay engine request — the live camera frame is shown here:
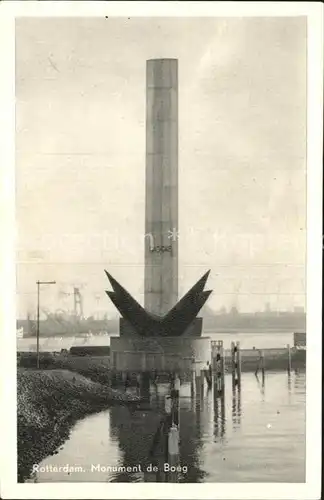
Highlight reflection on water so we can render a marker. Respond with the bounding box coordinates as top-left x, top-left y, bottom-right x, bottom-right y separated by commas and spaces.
254, 372, 265, 398
214, 393, 226, 441
32, 371, 306, 483
232, 389, 241, 428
